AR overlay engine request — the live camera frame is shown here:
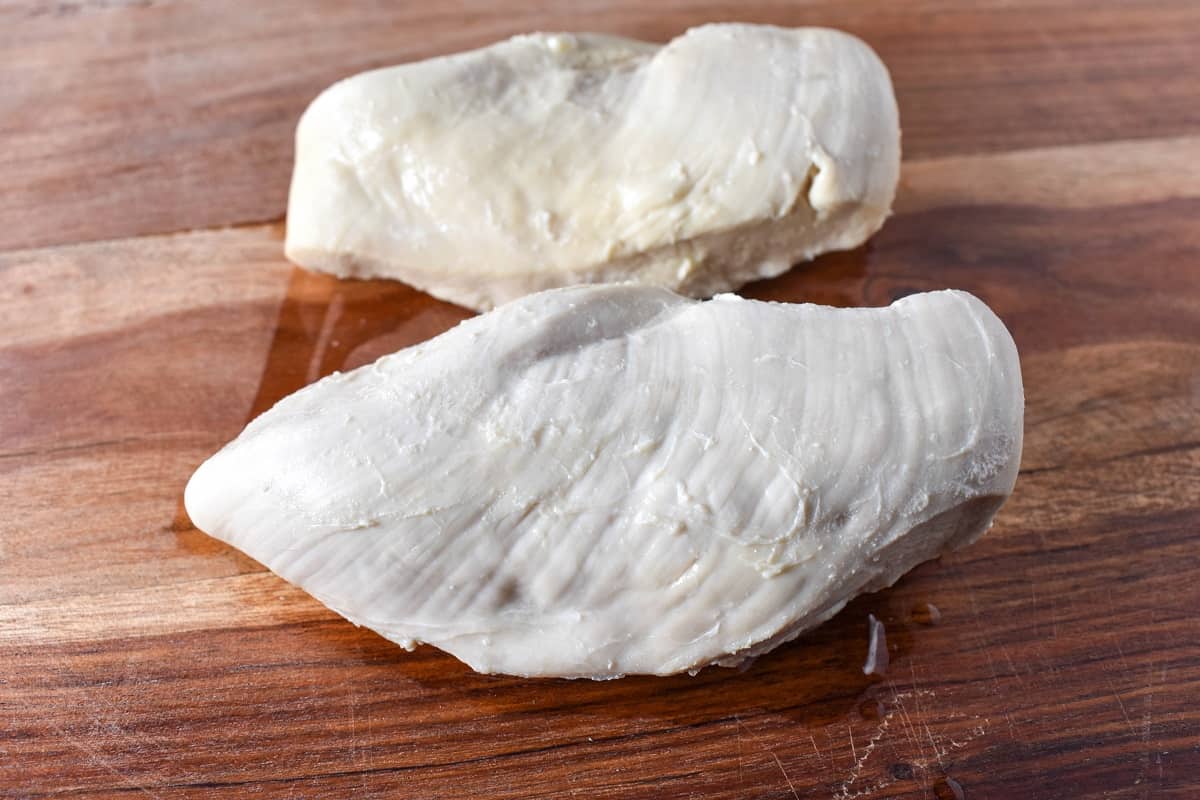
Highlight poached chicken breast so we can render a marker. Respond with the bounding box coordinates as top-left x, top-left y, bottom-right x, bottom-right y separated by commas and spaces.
285, 24, 901, 310
186, 286, 1023, 678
